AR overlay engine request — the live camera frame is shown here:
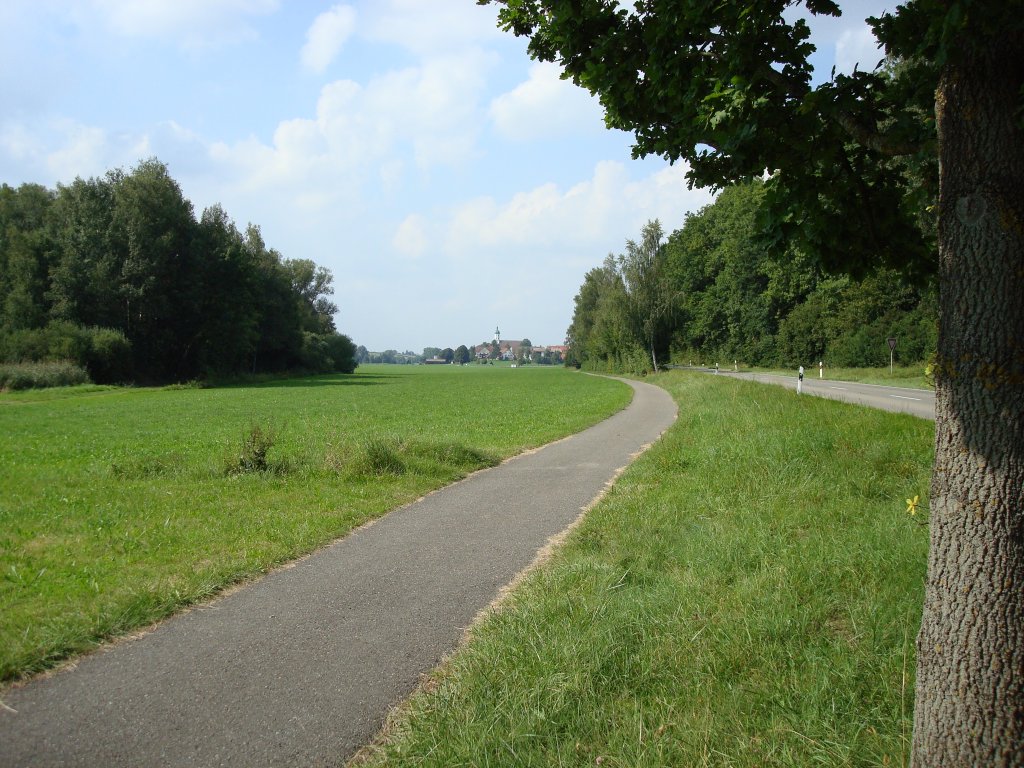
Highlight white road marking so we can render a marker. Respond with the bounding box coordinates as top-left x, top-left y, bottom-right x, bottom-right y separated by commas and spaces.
830, 386, 848, 390
891, 395, 922, 401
